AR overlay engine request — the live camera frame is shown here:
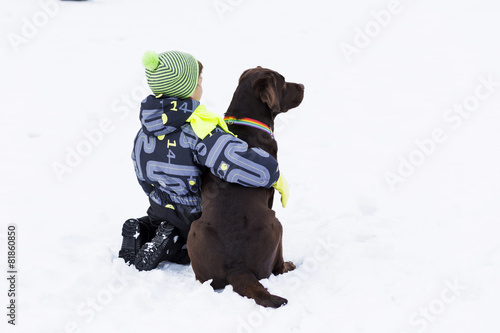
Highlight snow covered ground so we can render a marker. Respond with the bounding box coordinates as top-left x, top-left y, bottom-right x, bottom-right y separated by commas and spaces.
1, 0, 500, 332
